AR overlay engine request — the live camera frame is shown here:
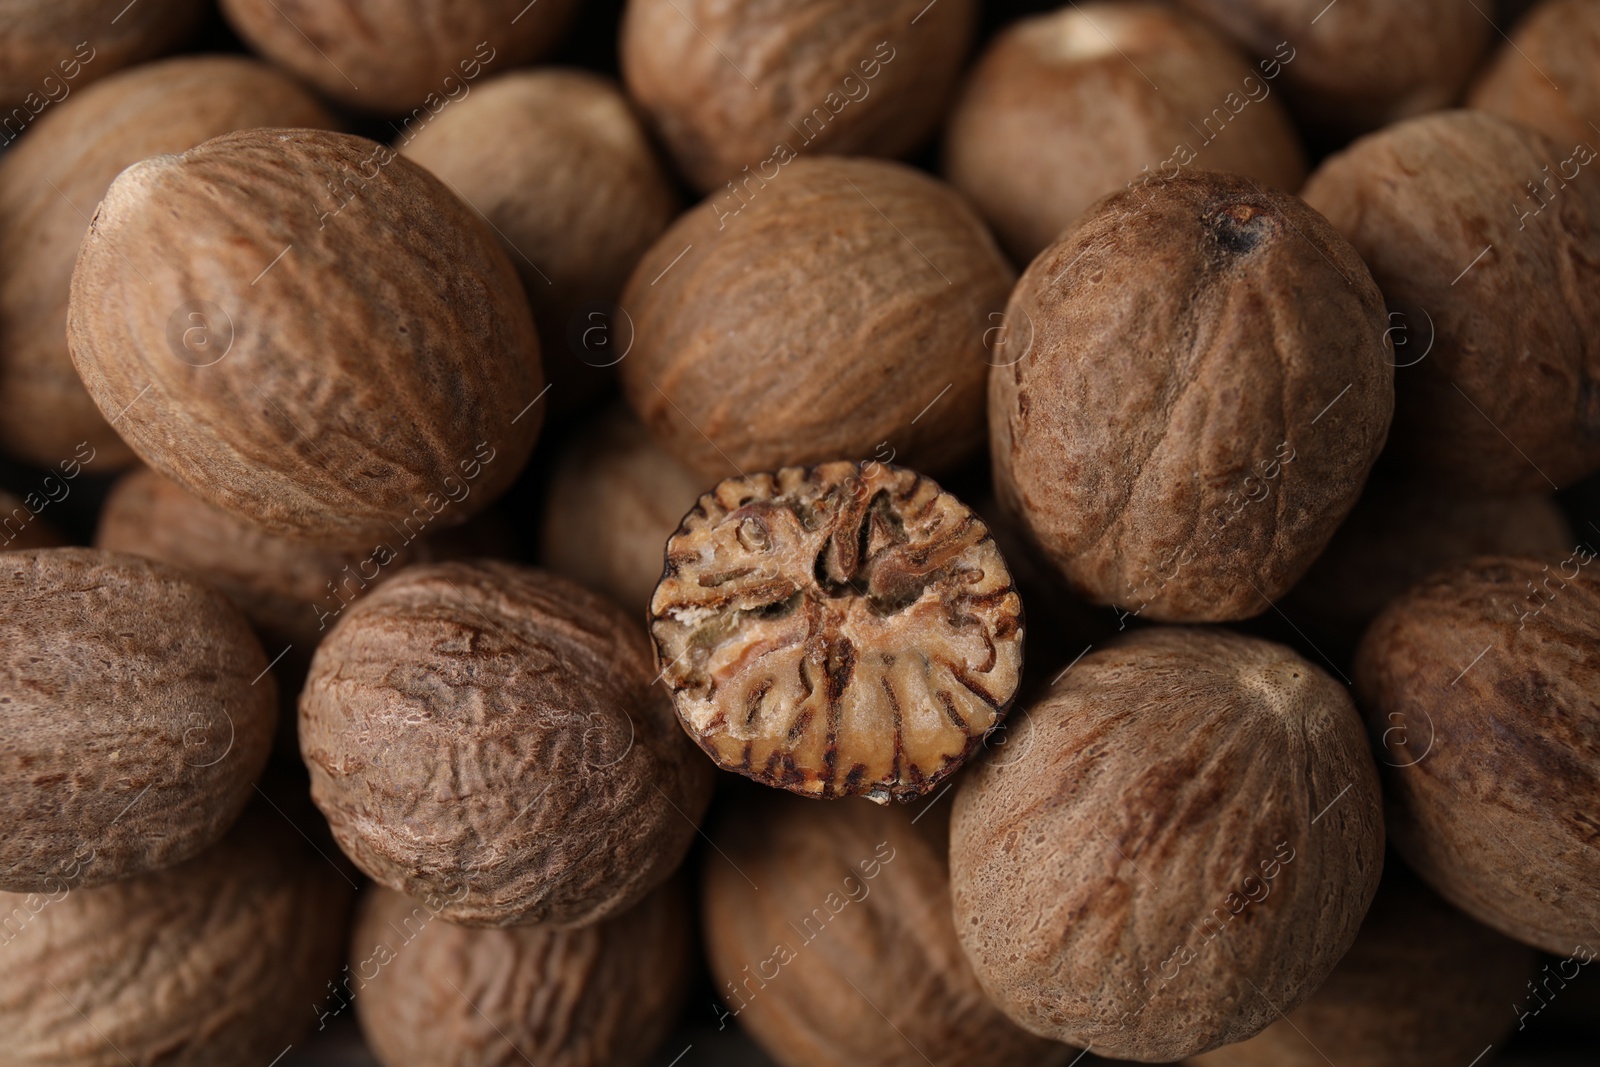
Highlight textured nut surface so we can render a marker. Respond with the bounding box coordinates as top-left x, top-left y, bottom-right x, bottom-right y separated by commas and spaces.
951, 628, 1384, 1061
0, 547, 276, 892
68, 127, 542, 548
0, 488, 63, 551
353, 879, 692, 1067
1189, 868, 1537, 1067
218, 0, 579, 112
944, 1, 1306, 263
0, 800, 354, 1067
703, 791, 1068, 1067
651, 462, 1022, 802
301, 560, 715, 927
1354, 555, 1600, 955
621, 0, 976, 192
1179, 0, 1490, 135
0, 0, 205, 109
991, 172, 1392, 622
620, 157, 1013, 481
0, 55, 336, 469
1303, 110, 1600, 493
1469, 0, 1600, 145
541, 405, 706, 616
